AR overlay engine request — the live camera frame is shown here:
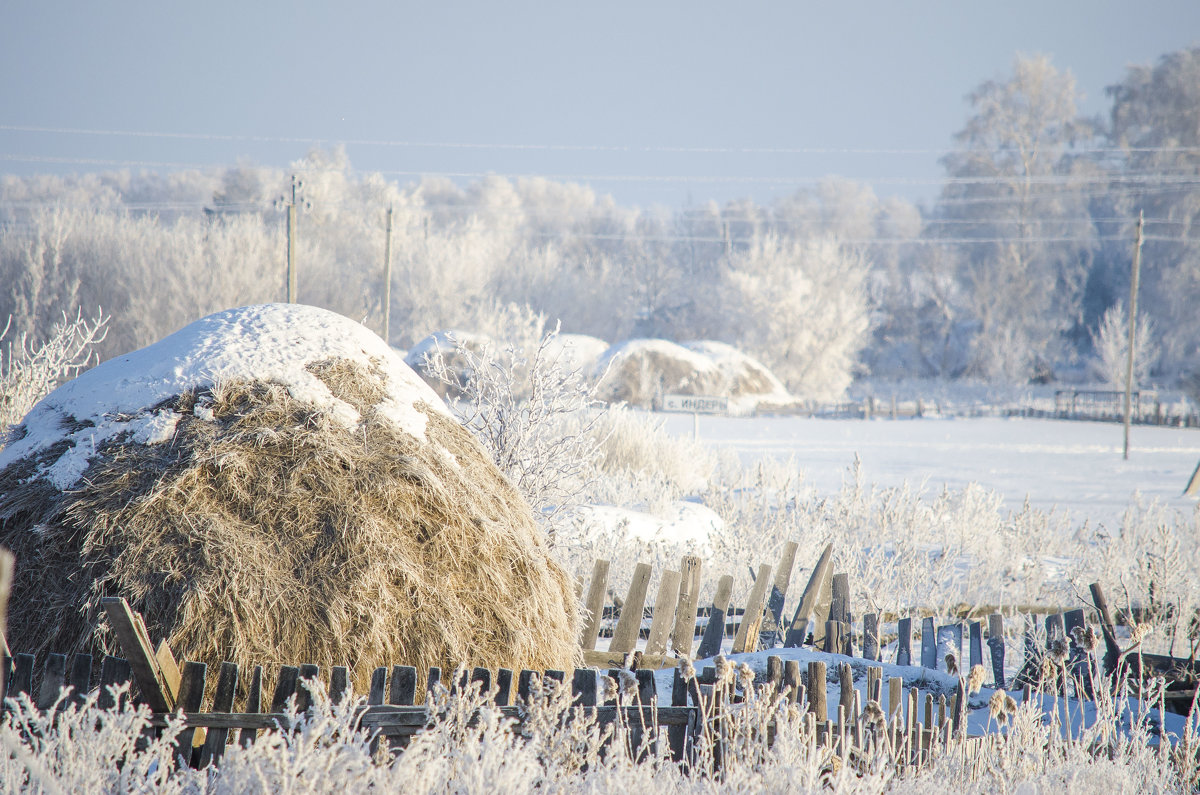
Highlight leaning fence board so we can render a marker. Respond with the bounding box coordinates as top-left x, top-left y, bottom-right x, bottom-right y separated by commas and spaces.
760, 541, 799, 647
101, 597, 176, 712
609, 562, 652, 654
731, 564, 774, 654
785, 543, 833, 648
645, 570, 682, 656
1089, 582, 1122, 675
696, 574, 734, 658
580, 559, 610, 651
671, 556, 703, 657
